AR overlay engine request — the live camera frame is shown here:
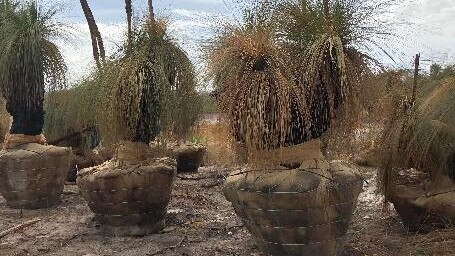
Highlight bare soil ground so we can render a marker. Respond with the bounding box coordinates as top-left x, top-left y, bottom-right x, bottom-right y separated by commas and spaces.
0, 166, 453, 256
